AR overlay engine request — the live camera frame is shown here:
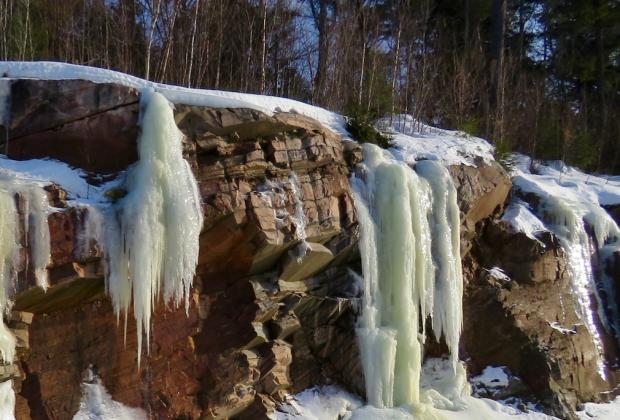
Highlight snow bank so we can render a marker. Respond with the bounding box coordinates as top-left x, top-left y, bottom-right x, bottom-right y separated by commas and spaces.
377, 114, 495, 167
73, 373, 146, 420
576, 397, 620, 420
0, 61, 347, 138
471, 367, 510, 389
